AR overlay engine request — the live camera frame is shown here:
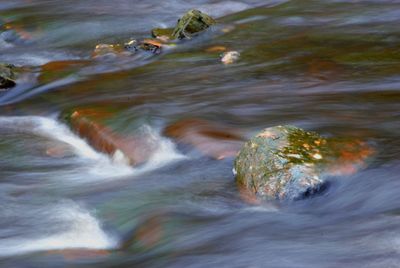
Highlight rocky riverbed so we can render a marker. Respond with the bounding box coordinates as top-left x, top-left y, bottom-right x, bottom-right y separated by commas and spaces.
0, 0, 400, 267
